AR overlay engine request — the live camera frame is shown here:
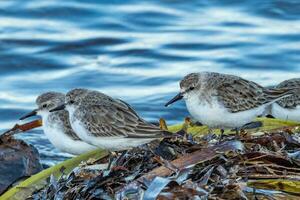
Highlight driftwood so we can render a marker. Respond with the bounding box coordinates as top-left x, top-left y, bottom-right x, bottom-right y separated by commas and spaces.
1, 120, 42, 139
